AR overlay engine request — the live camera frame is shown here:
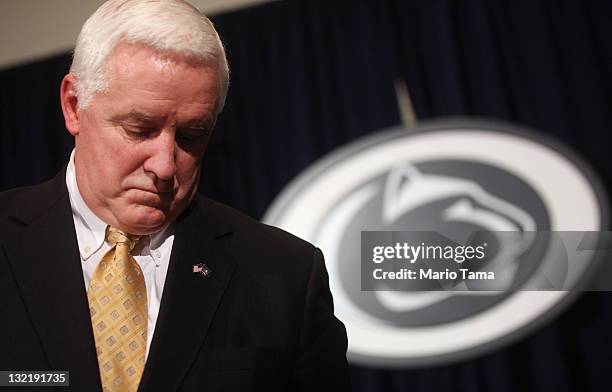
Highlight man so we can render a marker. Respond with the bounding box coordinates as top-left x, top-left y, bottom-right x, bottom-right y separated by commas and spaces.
0, 0, 349, 391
